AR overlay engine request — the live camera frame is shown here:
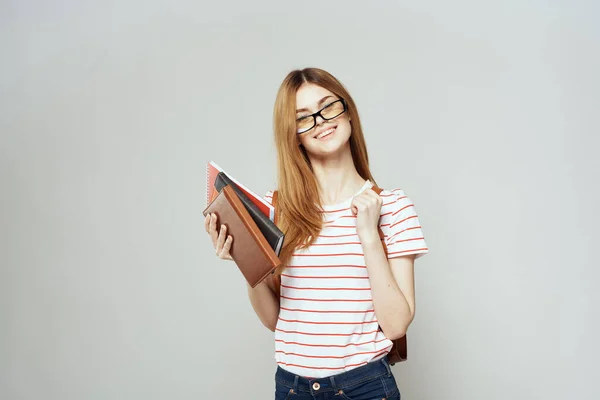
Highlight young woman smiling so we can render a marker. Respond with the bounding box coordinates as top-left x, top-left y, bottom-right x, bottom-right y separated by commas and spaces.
205, 67, 428, 400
